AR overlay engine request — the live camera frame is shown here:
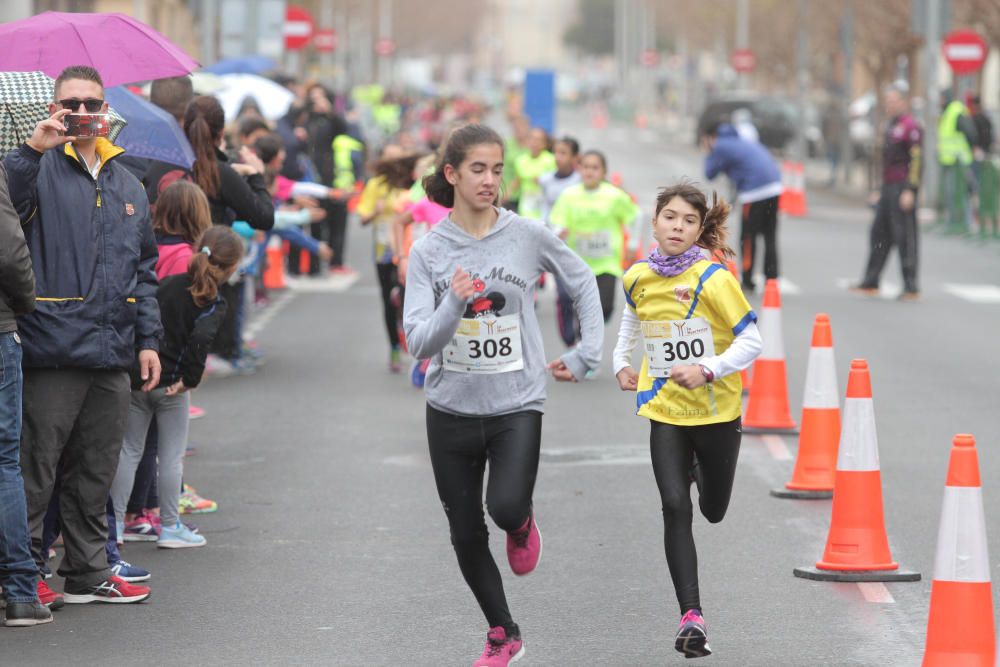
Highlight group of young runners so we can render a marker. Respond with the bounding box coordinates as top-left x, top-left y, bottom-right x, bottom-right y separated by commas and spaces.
396, 120, 762, 665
